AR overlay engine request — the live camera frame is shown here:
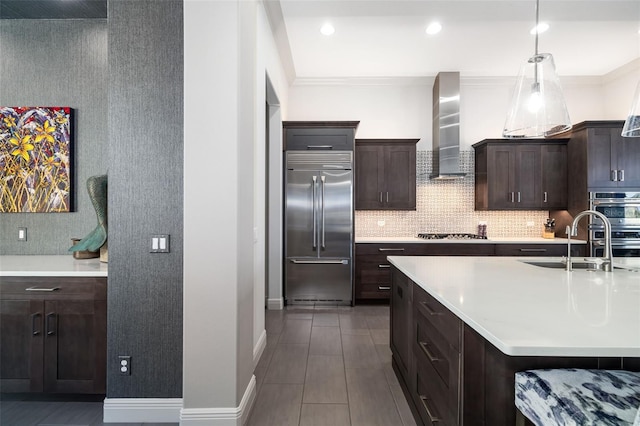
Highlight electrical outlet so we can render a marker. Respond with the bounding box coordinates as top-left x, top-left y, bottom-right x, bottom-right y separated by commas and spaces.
150, 234, 170, 253
119, 356, 131, 375
526, 221, 535, 227
18, 227, 27, 241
